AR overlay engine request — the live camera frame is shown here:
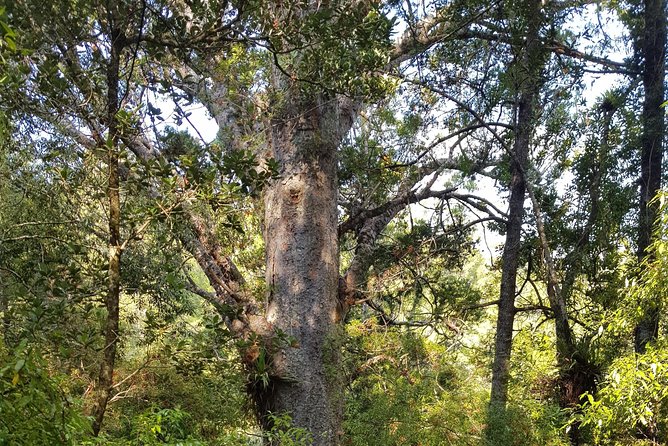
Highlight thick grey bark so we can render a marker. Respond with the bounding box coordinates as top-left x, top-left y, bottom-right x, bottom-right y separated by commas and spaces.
635, 0, 666, 354
253, 8, 461, 440
489, 0, 544, 413
261, 86, 356, 444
